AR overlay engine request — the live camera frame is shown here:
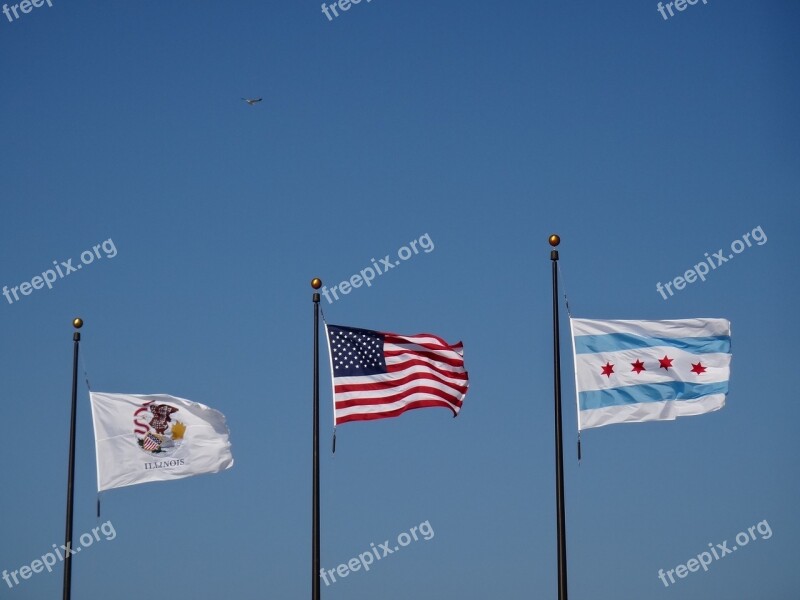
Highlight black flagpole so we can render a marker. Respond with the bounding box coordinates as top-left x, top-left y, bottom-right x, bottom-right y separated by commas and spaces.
63, 317, 83, 600
550, 235, 569, 600
311, 279, 322, 600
